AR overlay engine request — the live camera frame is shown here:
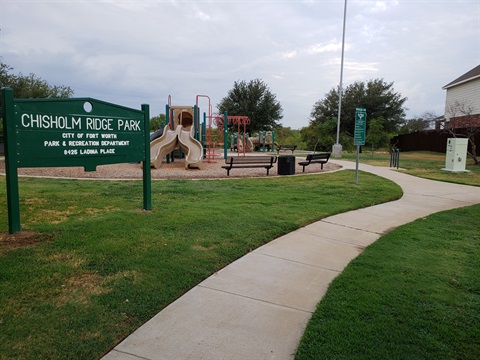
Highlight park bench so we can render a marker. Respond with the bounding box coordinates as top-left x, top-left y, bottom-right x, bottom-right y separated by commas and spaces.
298, 153, 331, 172
222, 156, 277, 176
276, 144, 297, 154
